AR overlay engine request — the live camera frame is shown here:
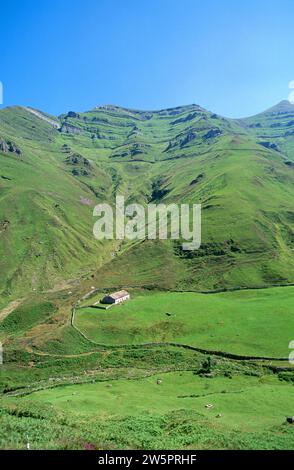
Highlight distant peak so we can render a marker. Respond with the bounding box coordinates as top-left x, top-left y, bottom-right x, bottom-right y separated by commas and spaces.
263, 100, 294, 114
